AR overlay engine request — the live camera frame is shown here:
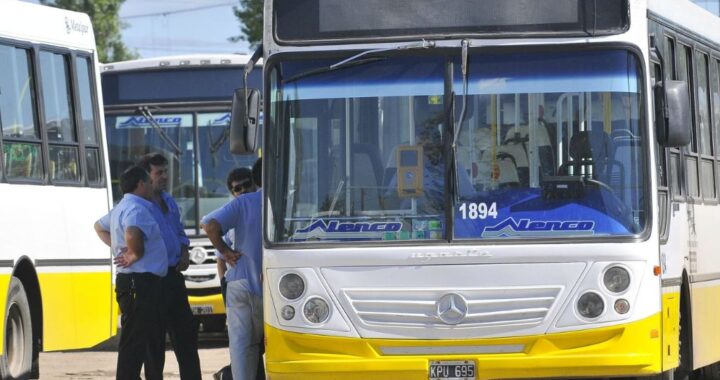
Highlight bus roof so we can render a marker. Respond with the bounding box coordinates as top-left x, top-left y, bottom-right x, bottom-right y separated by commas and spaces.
102, 54, 262, 73
0, 0, 96, 52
